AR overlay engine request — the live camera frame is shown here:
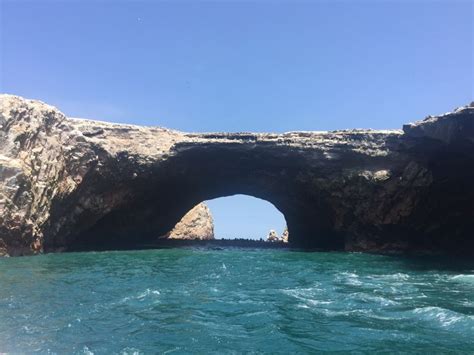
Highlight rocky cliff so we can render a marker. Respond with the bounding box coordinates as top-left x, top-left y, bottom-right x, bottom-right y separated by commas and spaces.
1, 94, 473, 256
164, 203, 214, 240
